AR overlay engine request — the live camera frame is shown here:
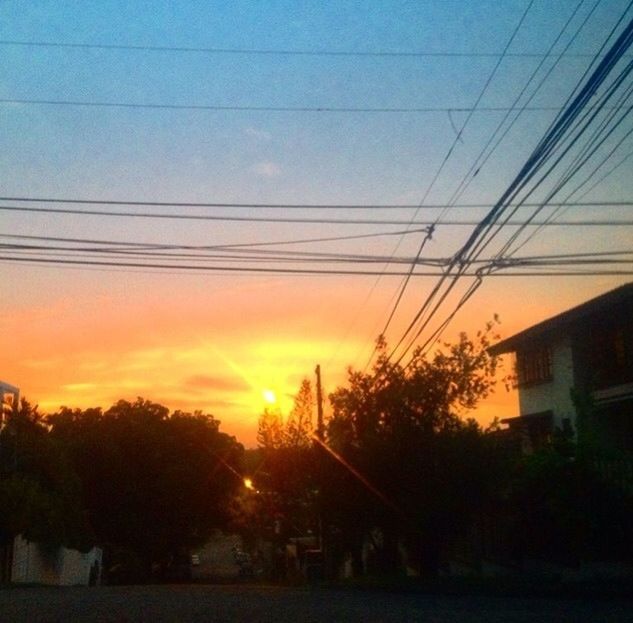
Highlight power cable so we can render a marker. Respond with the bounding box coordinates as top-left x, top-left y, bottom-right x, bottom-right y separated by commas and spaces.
0, 97, 628, 114
386, 9, 633, 368
362, 0, 535, 369
2, 204, 631, 225
446, 0, 599, 208
1, 254, 631, 277
2, 196, 630, 209
1, 38, 622, 59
